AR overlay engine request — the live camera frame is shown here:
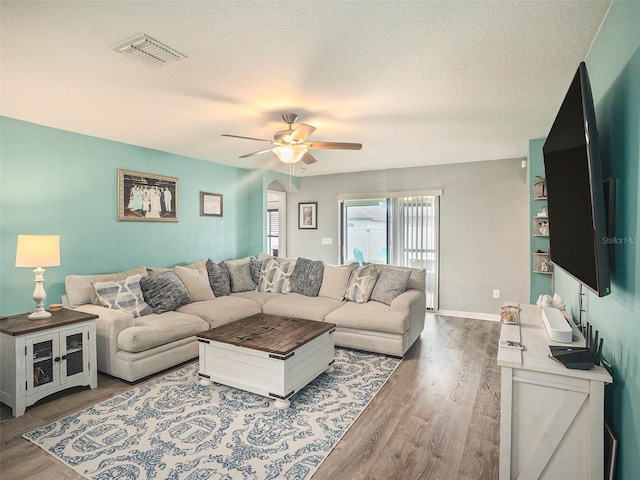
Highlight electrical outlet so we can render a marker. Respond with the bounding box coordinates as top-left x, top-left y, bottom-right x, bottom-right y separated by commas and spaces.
493, 289, 500, 299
